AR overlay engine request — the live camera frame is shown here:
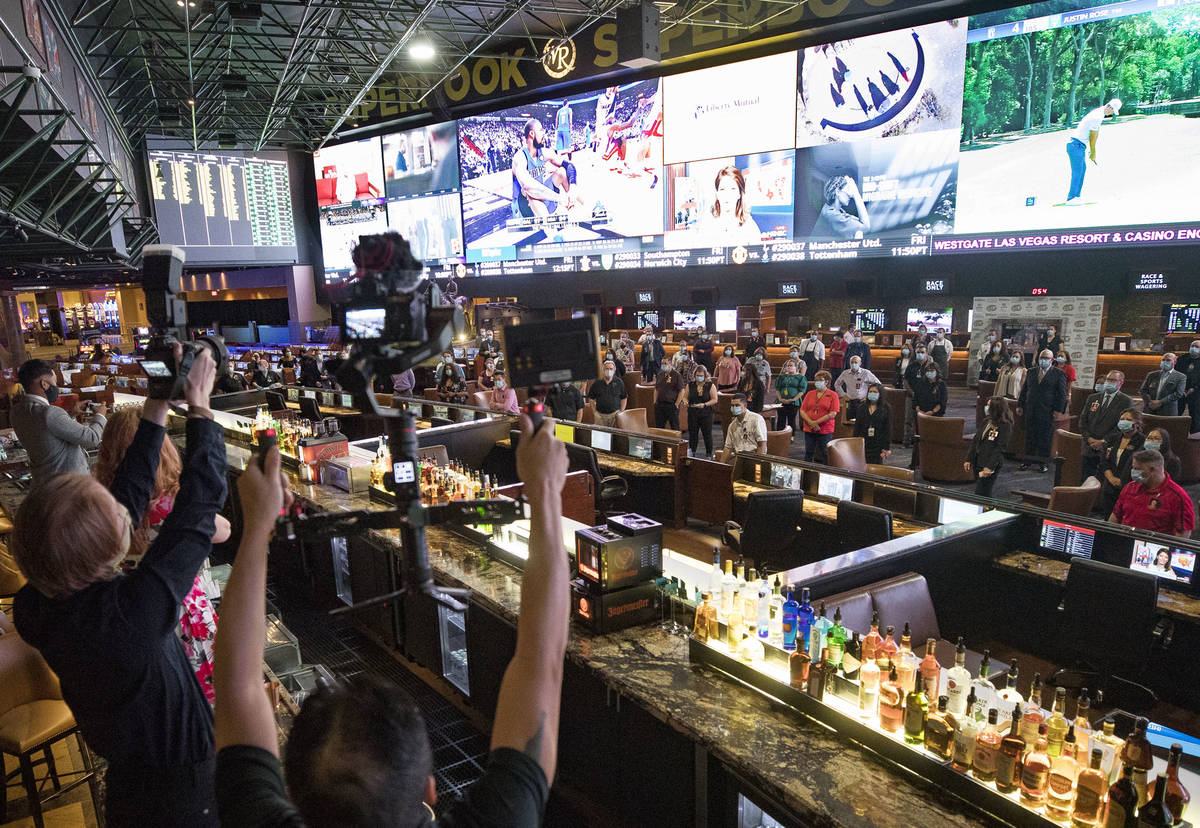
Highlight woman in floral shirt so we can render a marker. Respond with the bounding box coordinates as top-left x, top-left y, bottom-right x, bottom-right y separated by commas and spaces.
94, 407, 230, 704
436, 372, 470, 404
